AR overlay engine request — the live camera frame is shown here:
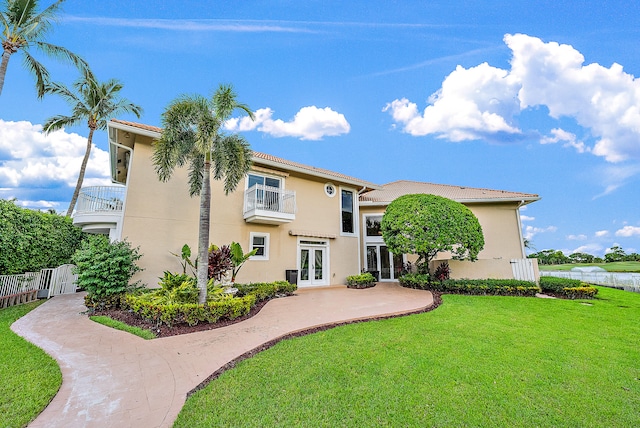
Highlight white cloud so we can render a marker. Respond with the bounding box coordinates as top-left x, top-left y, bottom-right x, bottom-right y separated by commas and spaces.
225, 106, 350, 141
520, 215, 535, 221
595, 230, 610, 237
385, 33, 640, 163
0, 120, 110, 207
383, 62, 522, 142
615, 225, 640, 237
15, 200, 60, 209
592, 163, 640, 199
524, 225, 557, 240
571, 244, 603, 255
540, 128, 590, 153
567, 234, 587, 241
64, 16, 316, 33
